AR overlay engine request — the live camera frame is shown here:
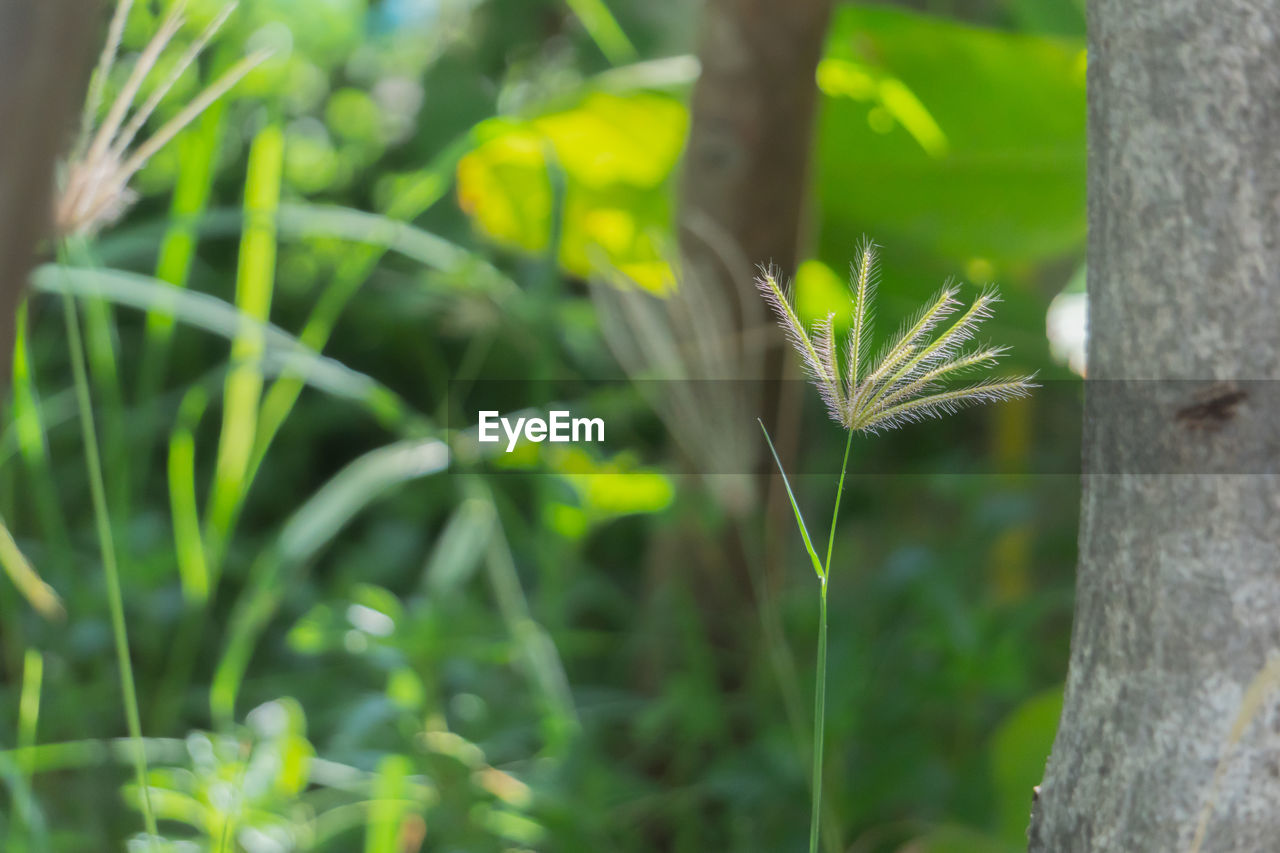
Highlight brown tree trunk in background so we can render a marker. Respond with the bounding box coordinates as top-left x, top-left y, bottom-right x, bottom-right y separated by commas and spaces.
0, 1, 100, 379
1029, 1, 1280, 850
679, 0, 834, 309
677, 0, 835, 579
664, 4, 837, 842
